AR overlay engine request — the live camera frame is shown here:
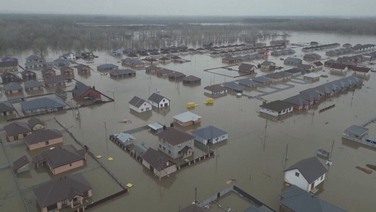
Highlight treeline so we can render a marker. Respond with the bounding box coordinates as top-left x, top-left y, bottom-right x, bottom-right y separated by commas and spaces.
257, 18, 376, 35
